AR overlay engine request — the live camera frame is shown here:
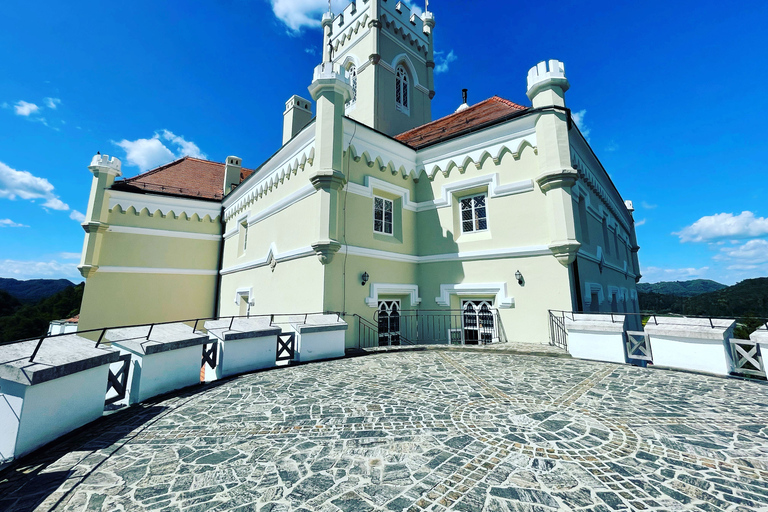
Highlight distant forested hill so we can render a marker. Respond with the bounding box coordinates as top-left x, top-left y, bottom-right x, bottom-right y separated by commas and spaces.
636, 279, 727, 297
0, 283, 84, 343
0, 278, 76, 303
638, 277, 768, 336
